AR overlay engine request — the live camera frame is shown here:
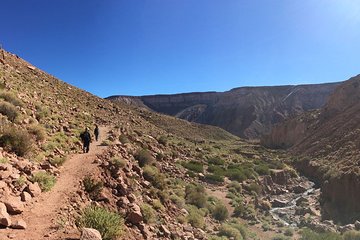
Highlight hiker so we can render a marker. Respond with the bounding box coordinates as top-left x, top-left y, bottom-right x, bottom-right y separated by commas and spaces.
80, 127, 91, 153
94, 124, 99, 141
